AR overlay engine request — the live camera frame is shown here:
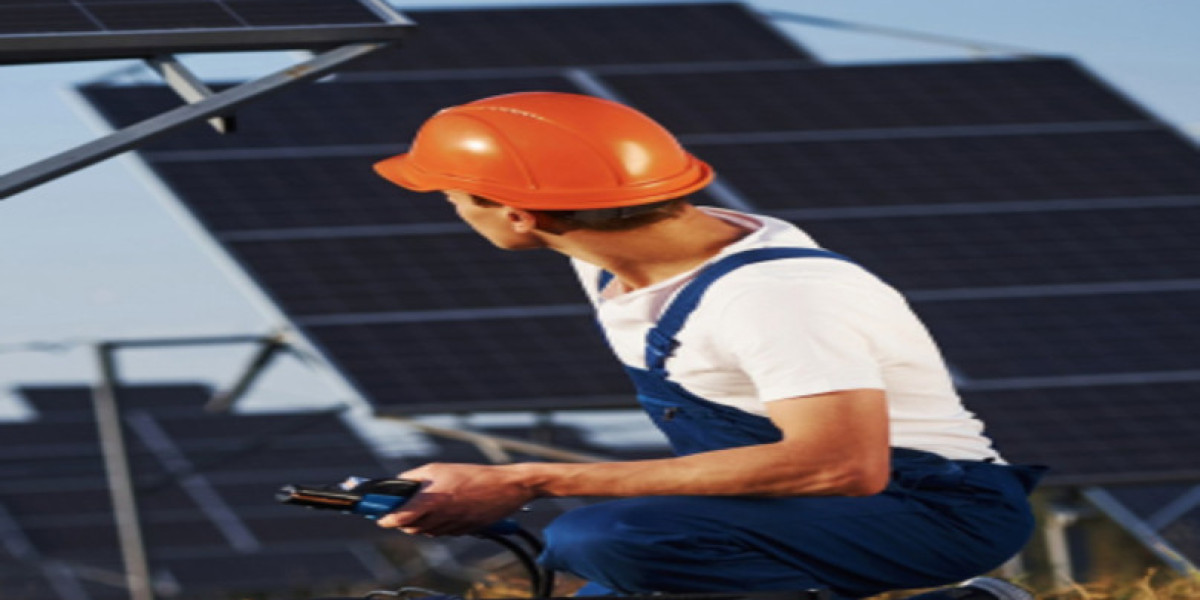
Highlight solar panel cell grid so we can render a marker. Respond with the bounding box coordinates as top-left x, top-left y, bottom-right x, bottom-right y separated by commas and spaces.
0, 0, 409, 64
699, 131, 1200, 210
307, 317, 632, 410
793, 205, 1200, 290
607, 60, 1152, 135
161, 549, 375, 588
967, 382, 1200, 476
224, 0, 381, 27
86, 2, 242, 30
345, 3, 812, 72
921, 291, 1200, 379
142, 519, 232, 550
20, 524, 121, 559
227, 233, 585, 315
0, 6, 95, 35
0, 489, 116, 519
245, 513, 373, 543
0, 0, 388, 34
151, 157, 446, 232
